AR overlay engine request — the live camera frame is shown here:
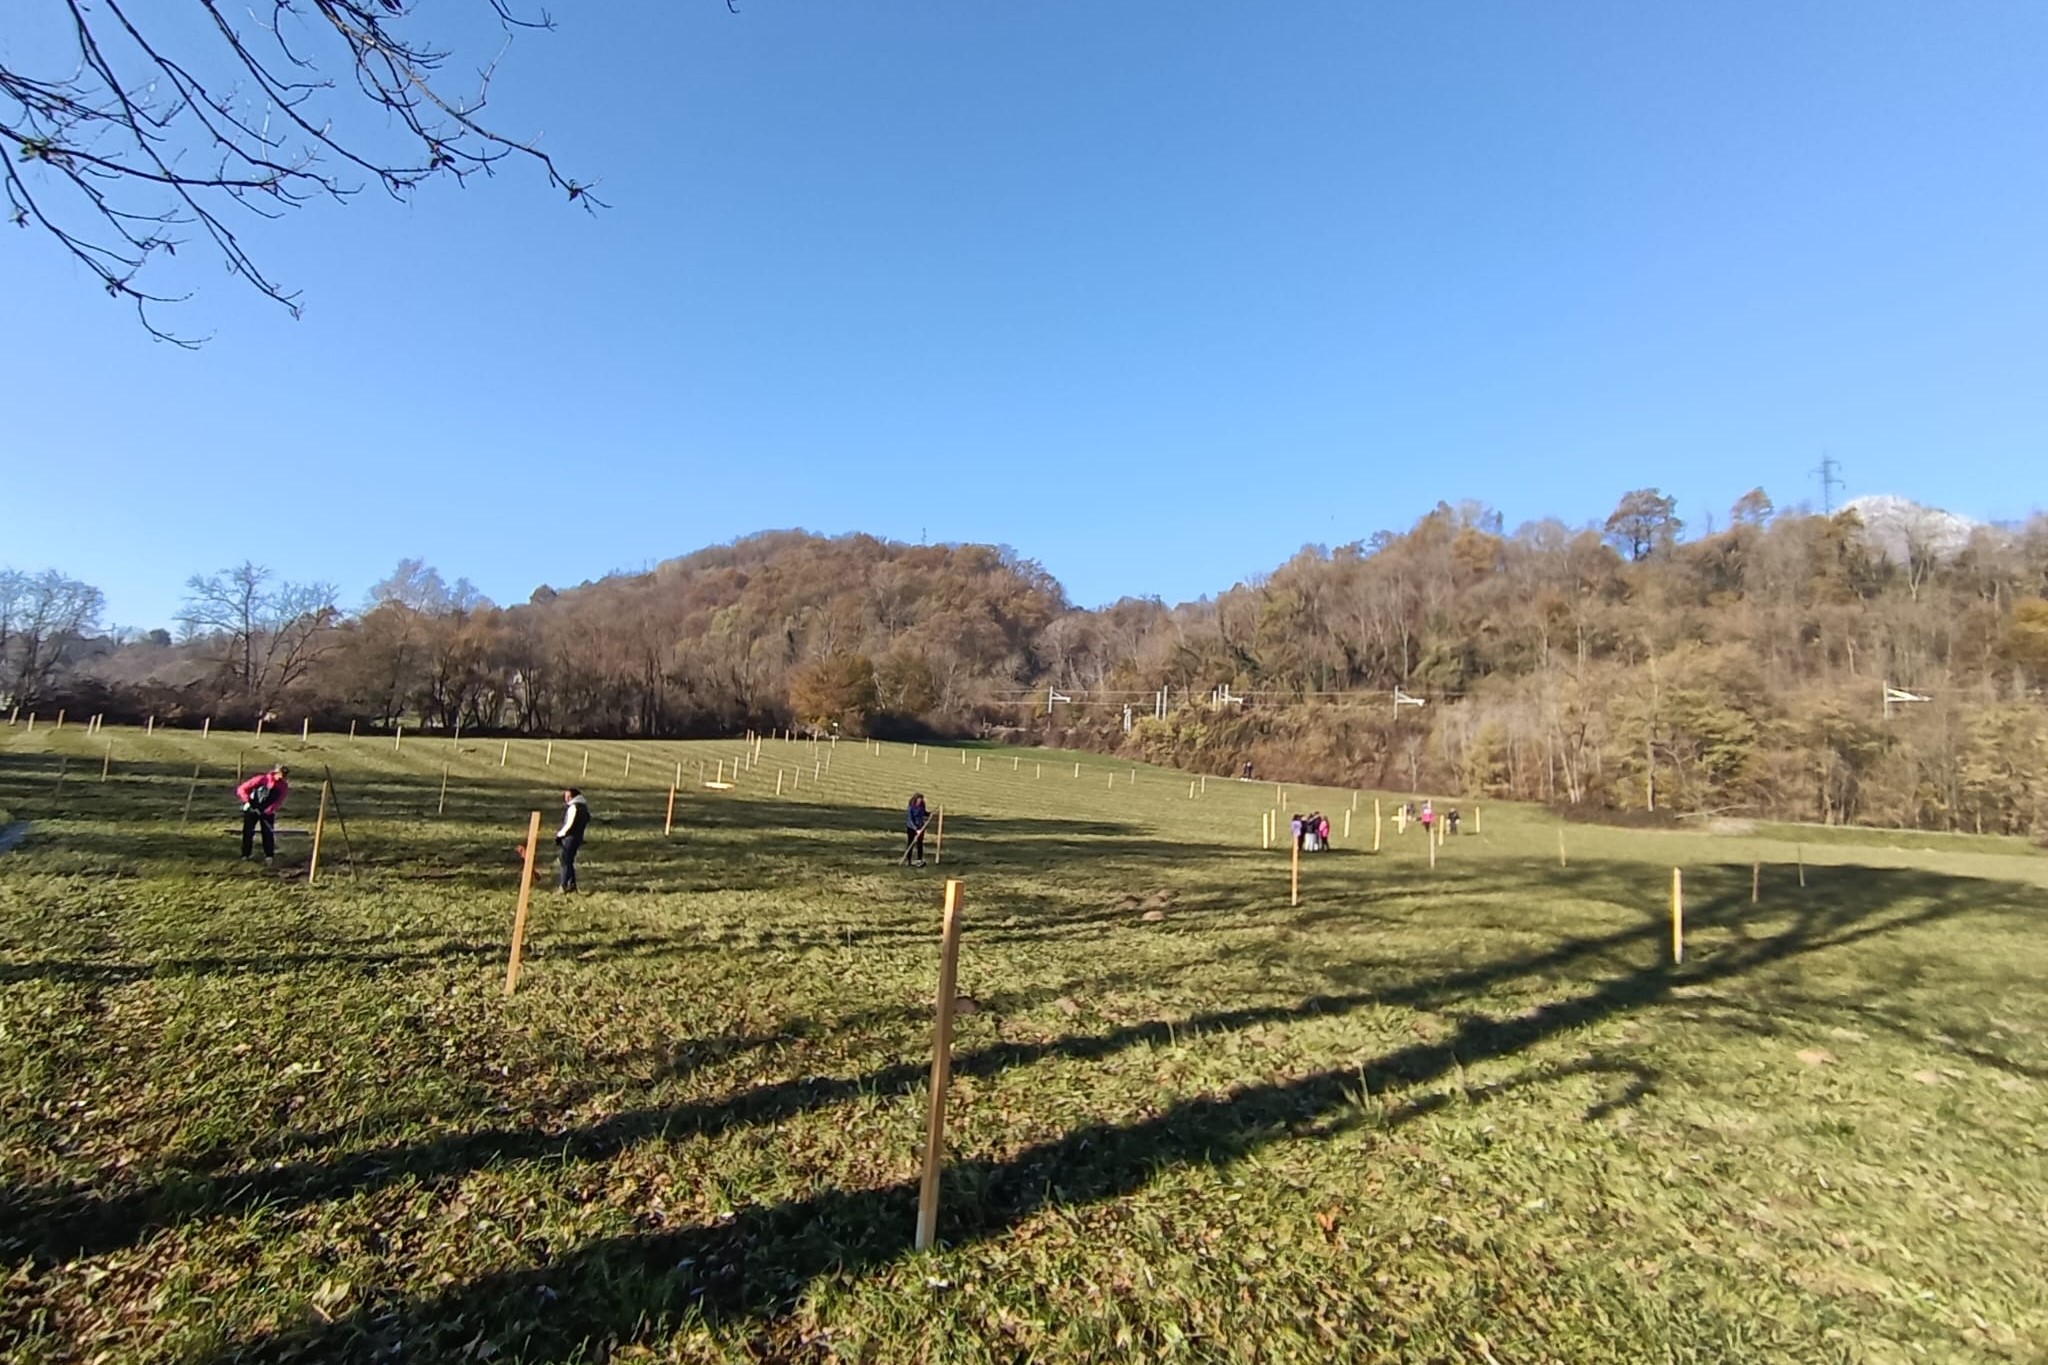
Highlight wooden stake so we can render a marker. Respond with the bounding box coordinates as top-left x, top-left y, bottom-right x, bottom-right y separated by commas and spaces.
24, 714, 32, 733
1798, 845, 1806, 888
777, 769, 785, 795
181, 763, 201, 826
915, 880, 965, 1252
1108, 772, 1114, 789
202, 717, 210, 738
1474, 805, 1483, 835
1013, 756, 1019, 770
665, 784, 677, 836
437, 764, 449, 816
976, 755, 982, 771
1344, 808, 1350, 839
56, 709, 66, 729
1201, 775, 1207, 793
308, 781, 331, 883
934, 808, 946, 864
546, 741, 553, 766
394, 723, 403, 751
675, 761, 683, 789
255, 716, 264, 737
349, 720, 357, 740
1671, 868, 1684, 964
1290, 832, 1300, 907
1428, 823, 1437, 870
581, 749, 589, 778
146, 715, 154, 736
623, 752, 632, 780
1189, 780, 1197, 798
1262, 811, 1270, 849
1037, 764, 1042, 779
301, 718, 310, 744
1752, 860, 1760, 905
1558, 826, 1568, 868
501, 740, 509, 767
101, 744, 111, 782
1373, 798, 1383, 853
717, 759, 725, 783
505, 811, 543, 995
